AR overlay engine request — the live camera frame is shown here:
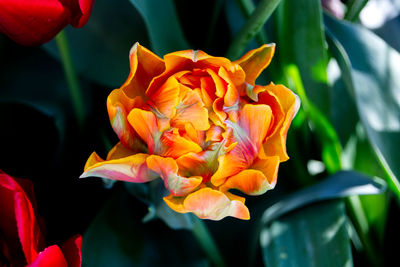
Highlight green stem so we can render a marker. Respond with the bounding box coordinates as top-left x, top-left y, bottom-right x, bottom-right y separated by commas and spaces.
192, 216, 226, 267
55, 30, 85, 126
235, 0, 268, 45
226, 0, 281, 60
